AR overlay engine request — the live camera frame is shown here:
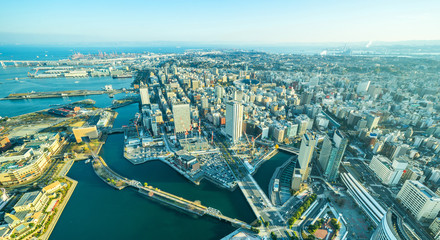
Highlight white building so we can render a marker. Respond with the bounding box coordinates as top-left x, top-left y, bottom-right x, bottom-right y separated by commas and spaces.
356, 80, 370, 94
140, 86, 150, 105
225, 101, 243, 144
369, 155, 408, 186
397, 180, 440, 222
172, 103, 191, 134
298, 132, 315, 181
